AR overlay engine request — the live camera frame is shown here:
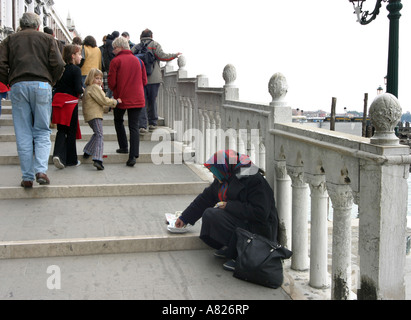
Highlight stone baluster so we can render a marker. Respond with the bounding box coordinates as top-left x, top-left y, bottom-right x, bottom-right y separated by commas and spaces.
307, 174, 329, 289
226, 128, 238, 153
171, 87, 177, 130
197, 109, 206, 164
275, 160, 292, 249
204, 112, 212, 160
326, 183, 354, 300
288, 167, 309, 271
